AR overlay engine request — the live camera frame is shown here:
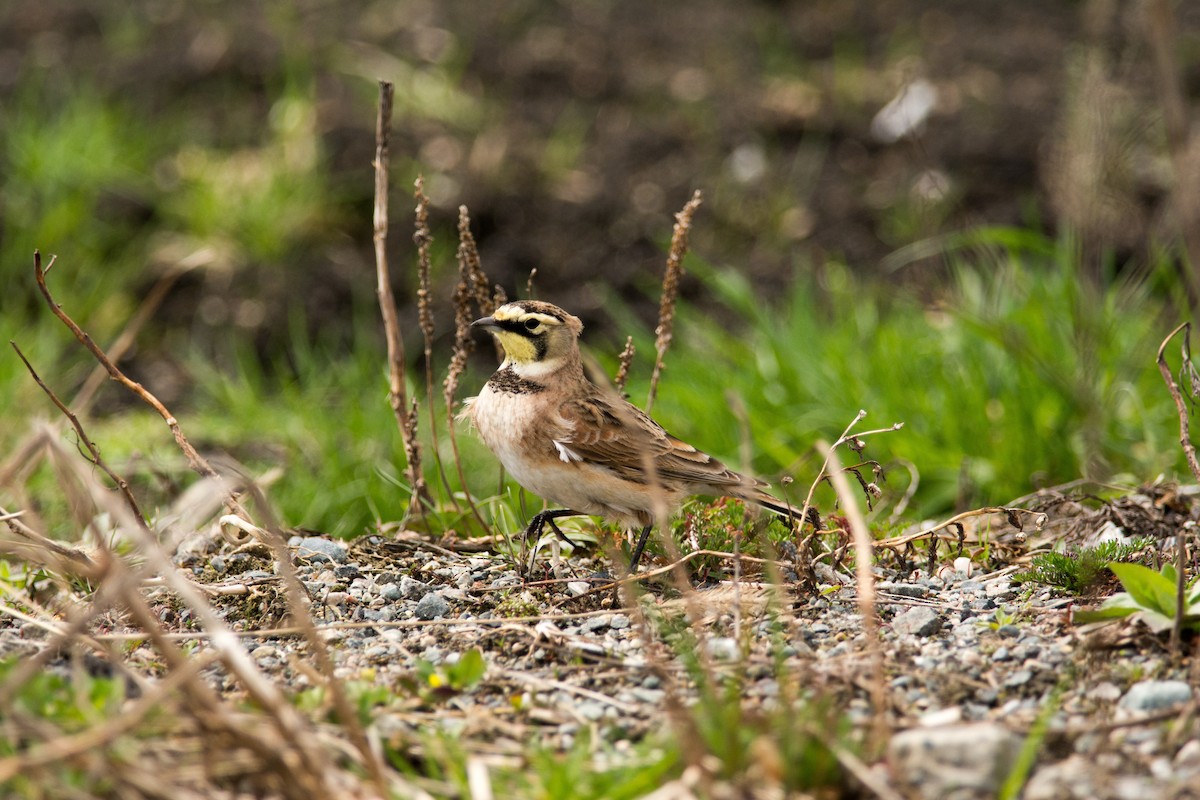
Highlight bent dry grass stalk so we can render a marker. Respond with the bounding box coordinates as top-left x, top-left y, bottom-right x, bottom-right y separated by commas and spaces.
1155, 321, 1199, 655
